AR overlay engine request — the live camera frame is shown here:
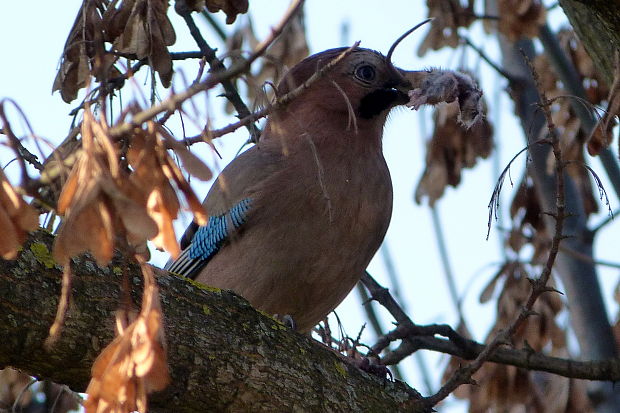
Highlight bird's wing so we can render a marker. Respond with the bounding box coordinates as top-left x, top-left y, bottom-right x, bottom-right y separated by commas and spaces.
165, 145, 279, 278
165, 198, 252, 278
